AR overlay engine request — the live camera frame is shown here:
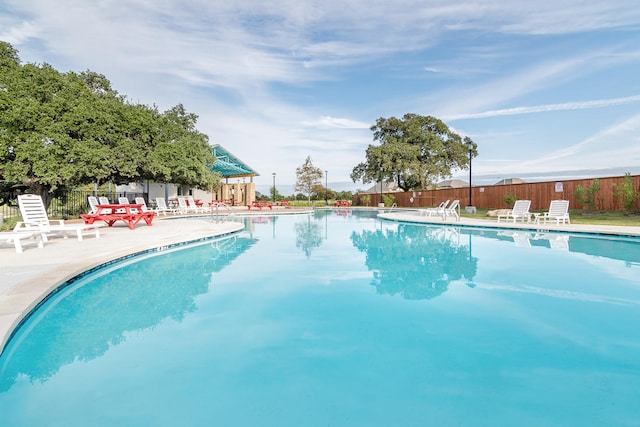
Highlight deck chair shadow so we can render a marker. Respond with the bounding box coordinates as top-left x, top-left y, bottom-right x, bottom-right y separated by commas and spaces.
2, 230, 45, 253
15, 194, 101, 242
497, 200, 531, 223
